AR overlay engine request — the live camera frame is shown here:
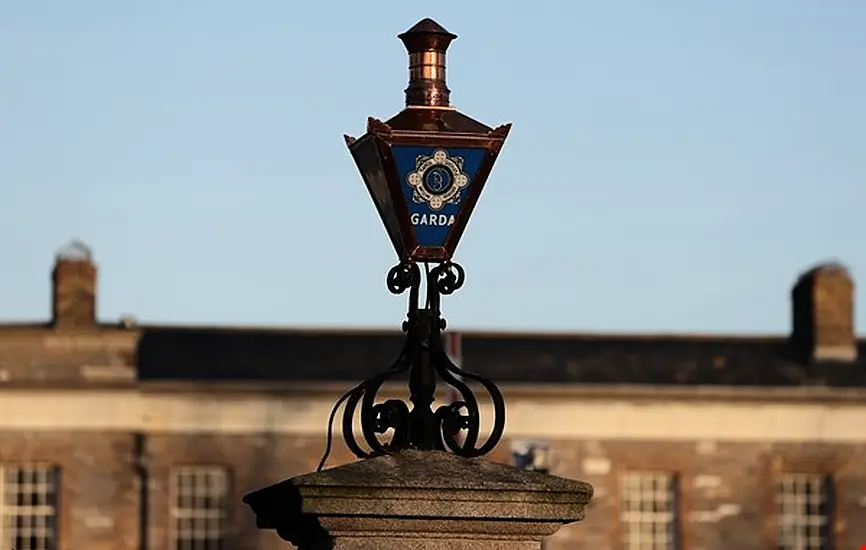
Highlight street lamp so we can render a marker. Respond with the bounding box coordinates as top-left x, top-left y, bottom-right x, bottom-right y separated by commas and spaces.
320, 18, 511, 467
